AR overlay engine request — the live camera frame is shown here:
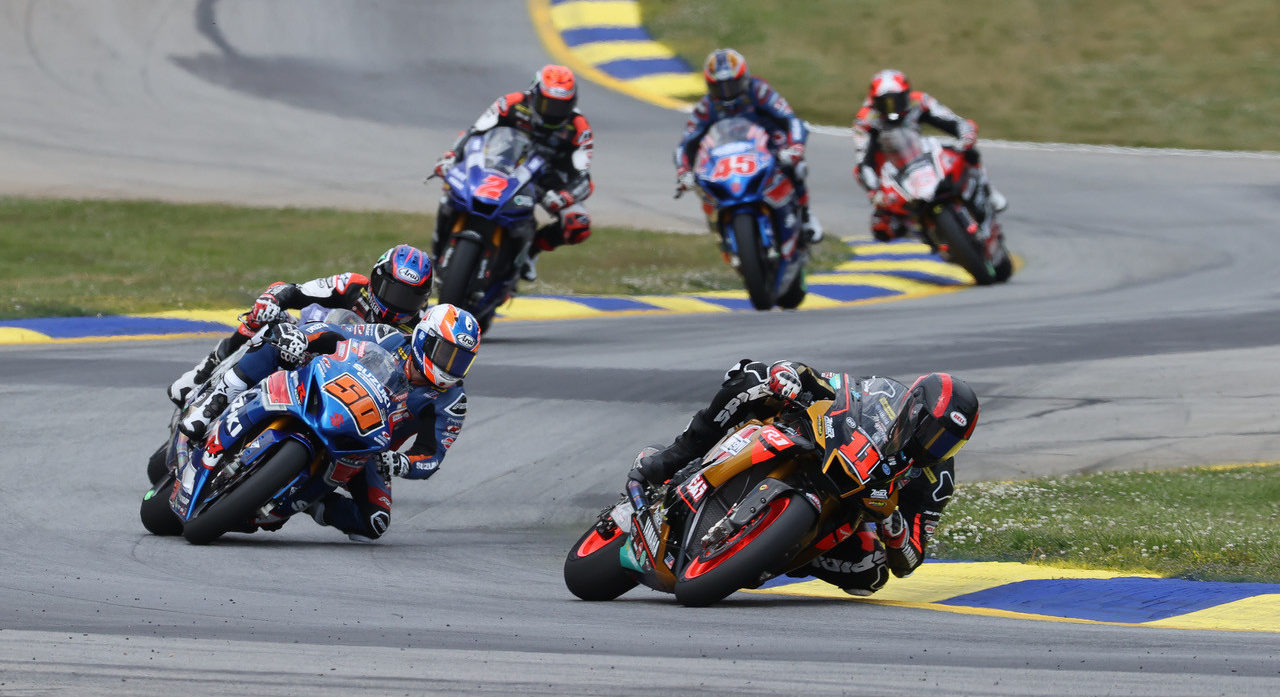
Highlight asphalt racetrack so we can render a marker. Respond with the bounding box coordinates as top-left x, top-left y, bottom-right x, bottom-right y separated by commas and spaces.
2, 2, 1279, 694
